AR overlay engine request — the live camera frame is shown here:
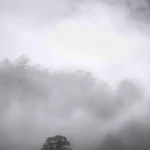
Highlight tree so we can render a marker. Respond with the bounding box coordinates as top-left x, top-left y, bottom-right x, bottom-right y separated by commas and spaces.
41, 135, 71, 150
15, 55, 30, 69
0, 58, 13, 69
